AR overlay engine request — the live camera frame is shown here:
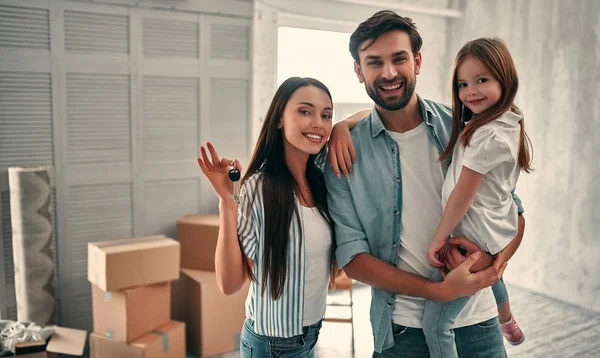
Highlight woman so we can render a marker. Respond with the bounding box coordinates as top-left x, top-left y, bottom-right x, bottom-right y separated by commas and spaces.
197, 77, 336, 357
